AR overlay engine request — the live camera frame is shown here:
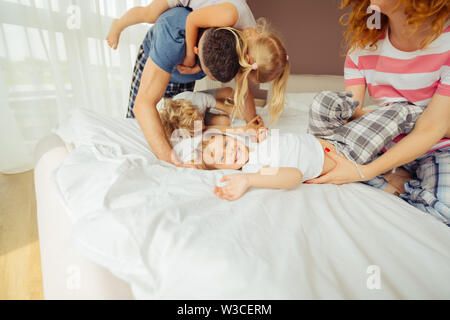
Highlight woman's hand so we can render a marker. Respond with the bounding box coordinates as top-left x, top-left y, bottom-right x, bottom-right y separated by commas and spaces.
214, 174, 250, 201
306, 151, 372, 185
